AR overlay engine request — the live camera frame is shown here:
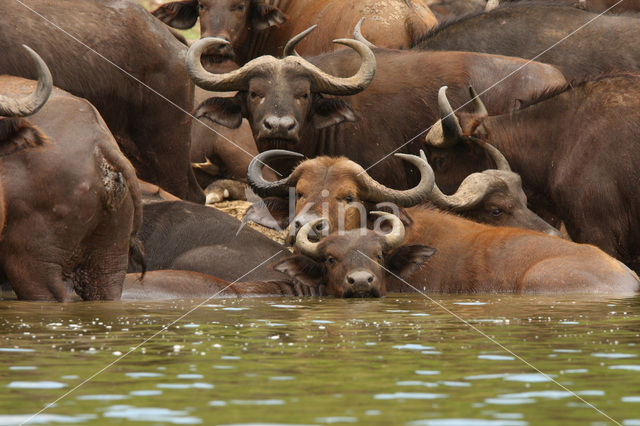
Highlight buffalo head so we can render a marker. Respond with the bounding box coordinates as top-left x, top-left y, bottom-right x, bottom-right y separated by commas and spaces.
153, 0, 287, 65
186, 28, 376, 151
423, 86, 562, 236
246, 149, 434, 243
273, 212, 436, 298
